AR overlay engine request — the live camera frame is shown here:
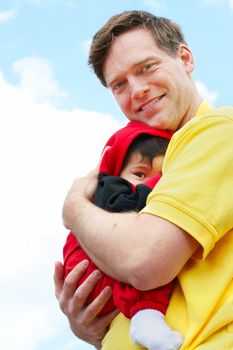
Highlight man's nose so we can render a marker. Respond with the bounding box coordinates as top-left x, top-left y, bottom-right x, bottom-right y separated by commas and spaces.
129, 77, 150, 100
